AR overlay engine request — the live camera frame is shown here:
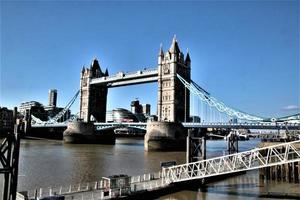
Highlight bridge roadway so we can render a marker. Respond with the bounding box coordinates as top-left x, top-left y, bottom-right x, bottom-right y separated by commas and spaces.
31, 121, 300, 130
90, 68, 158, 87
